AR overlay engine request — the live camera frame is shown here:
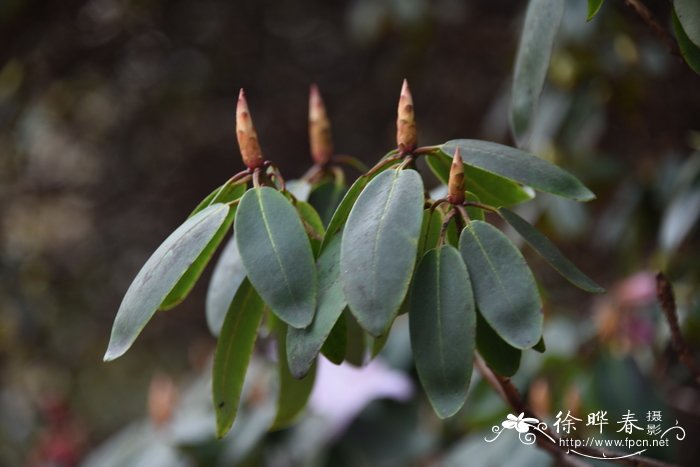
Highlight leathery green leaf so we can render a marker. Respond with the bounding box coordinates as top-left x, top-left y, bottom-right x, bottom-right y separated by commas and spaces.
272, 323, 316, 430
409, 246, 475, 418
476, 312, 521, 377
160, 206, 236, 310
675, 0, 700, 48
104, 204, 230, 361
510, 0, 564, 143
205, 233, 246, 336
673, 9, 700, 74
235, 188, 317, 328
321, 312, 347, 364
341, 169, 424, 336
345, 311, 366, 366
442, 140, 595, 201
189, 180, 246, 218
500, 208, 604, 293
320, 158, 401, 252
213, 279, 264, 438
287, 236, 345, 379
465, 192, 485, 221
459, 220, 543, 349
426, 151, 533, 207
